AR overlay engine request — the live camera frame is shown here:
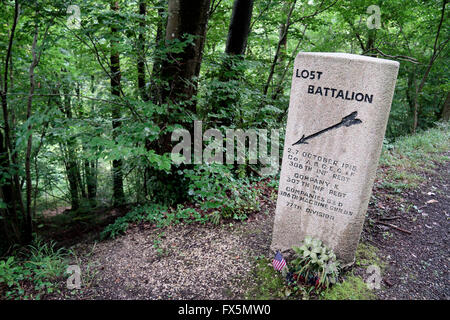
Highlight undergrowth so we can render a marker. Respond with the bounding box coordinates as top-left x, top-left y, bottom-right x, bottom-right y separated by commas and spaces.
101, 164, 262, 239
0, 238, 70, 300
378, 121, 449, 190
